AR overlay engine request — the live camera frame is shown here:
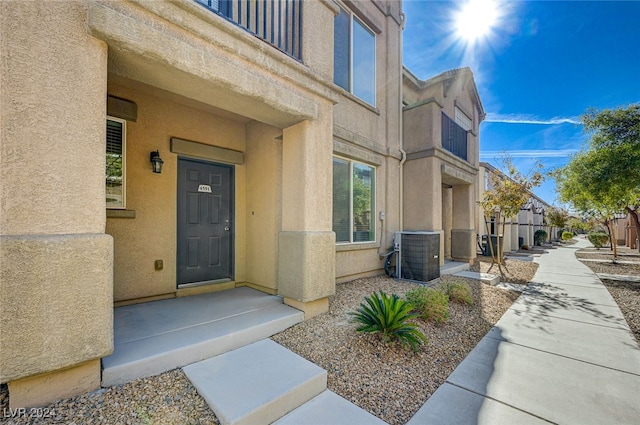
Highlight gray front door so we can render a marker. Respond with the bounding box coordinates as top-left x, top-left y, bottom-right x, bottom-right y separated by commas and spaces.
177, 158, 233, 286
